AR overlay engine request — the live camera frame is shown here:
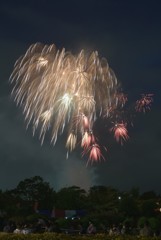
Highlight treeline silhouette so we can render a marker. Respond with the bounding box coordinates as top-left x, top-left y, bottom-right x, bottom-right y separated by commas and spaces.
0, 176, 161, 235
